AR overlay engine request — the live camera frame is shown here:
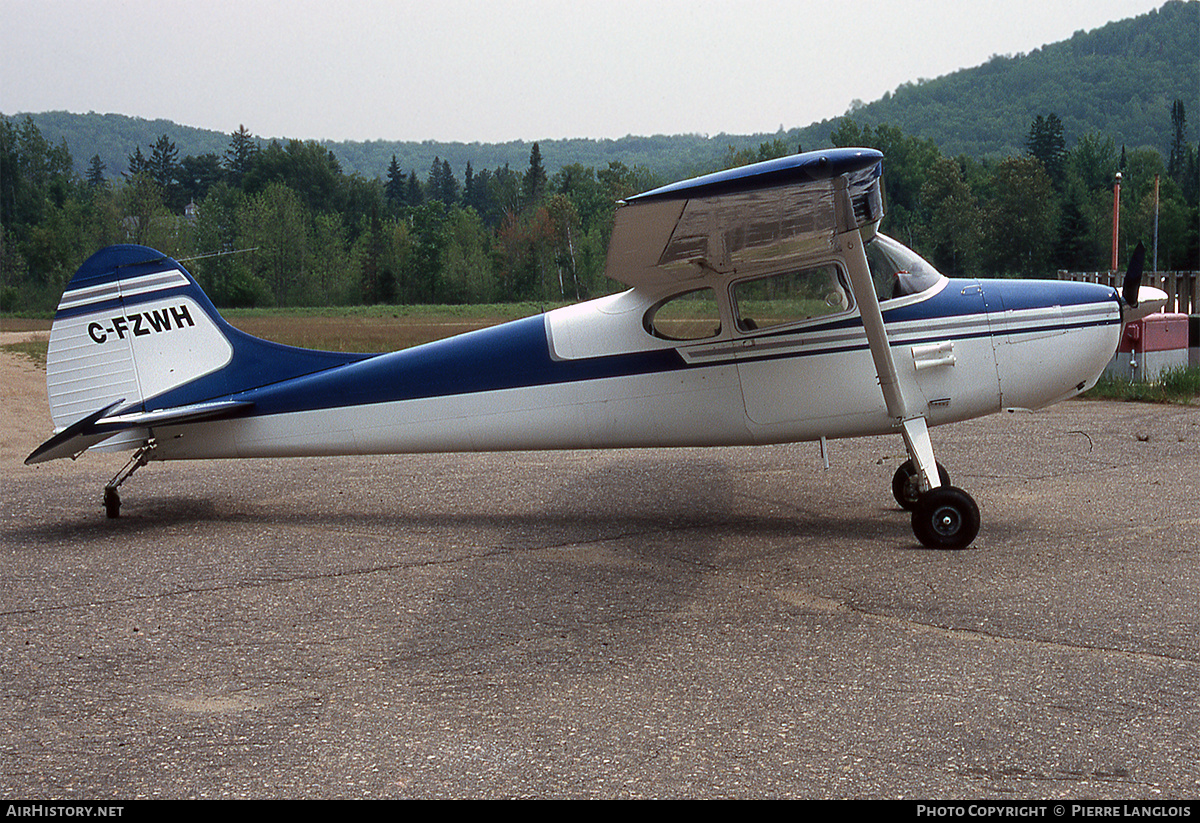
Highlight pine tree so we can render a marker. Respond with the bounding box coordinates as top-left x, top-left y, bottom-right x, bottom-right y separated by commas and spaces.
126, 146, 148, 178
385, 155, 404, 204
1026, 114, 1065, 190
223, 125, 258, 185
1168, 100, 1190, 185
405, 170, 422, 208
523, 142, 547, 204
463, 161, 475, 209
148, 135, 180, 189
427, 157, 446, 203
148, 134, 184, 211
440, 159, 458, 205
86, 154, 106, 187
